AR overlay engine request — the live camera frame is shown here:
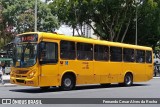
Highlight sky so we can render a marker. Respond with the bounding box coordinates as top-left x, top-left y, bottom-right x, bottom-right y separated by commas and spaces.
55, 25, 73, 36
